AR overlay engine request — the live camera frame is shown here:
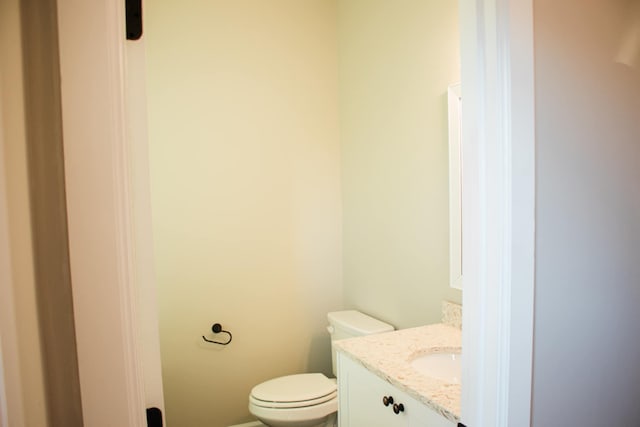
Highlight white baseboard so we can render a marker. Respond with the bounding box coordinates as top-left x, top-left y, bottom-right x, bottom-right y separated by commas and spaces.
228, 422, 265, 427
